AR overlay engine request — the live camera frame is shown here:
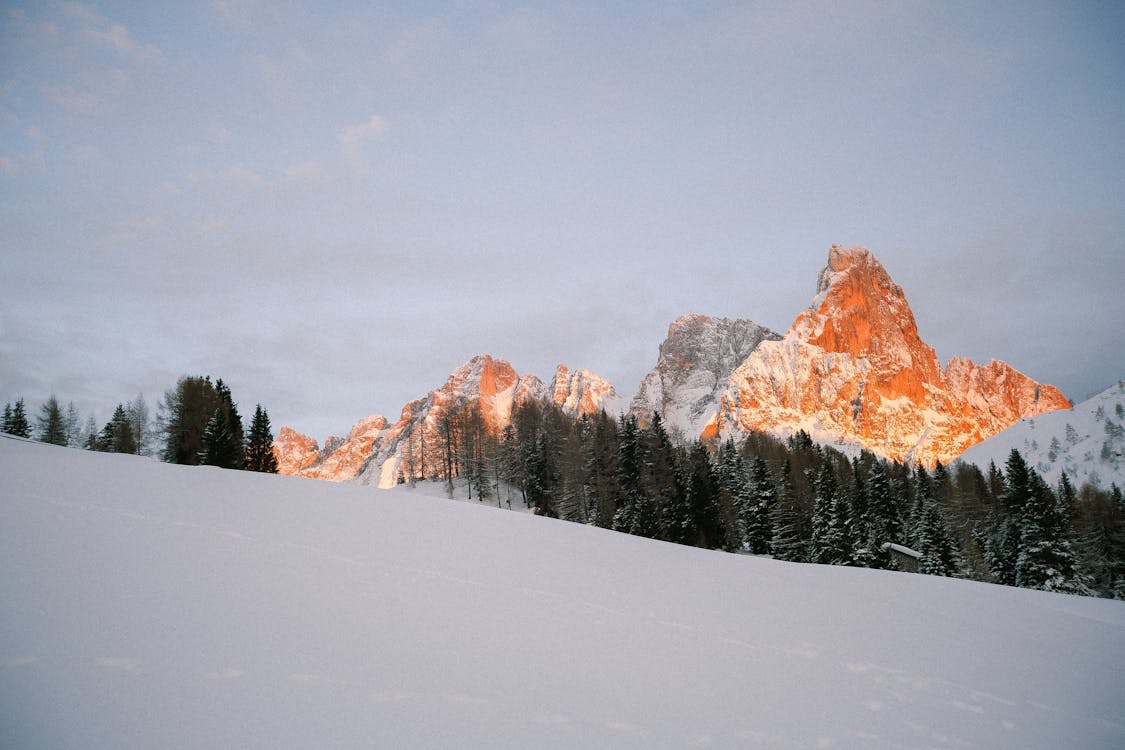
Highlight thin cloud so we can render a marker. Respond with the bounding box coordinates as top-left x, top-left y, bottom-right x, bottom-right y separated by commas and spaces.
85, 23, 161, 61
0, 156, 15, 174
338, 115, 388, 169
